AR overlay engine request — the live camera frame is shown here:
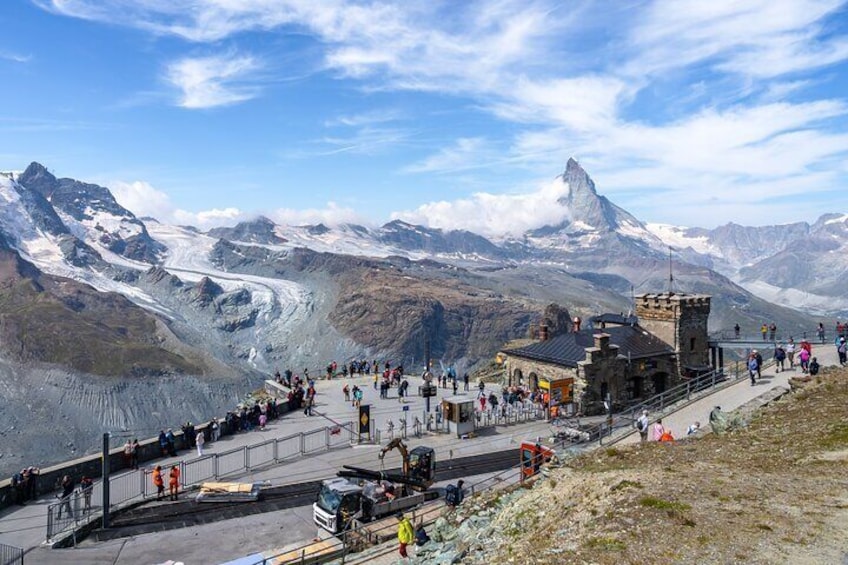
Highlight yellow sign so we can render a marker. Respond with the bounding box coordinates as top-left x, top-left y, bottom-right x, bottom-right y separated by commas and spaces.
360, 413, 369, 427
